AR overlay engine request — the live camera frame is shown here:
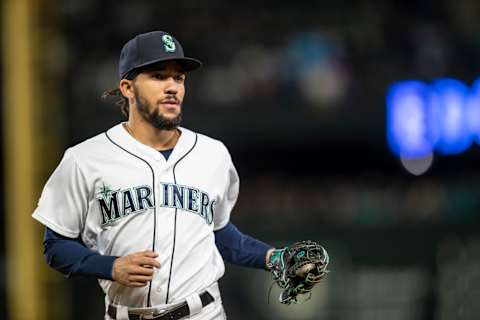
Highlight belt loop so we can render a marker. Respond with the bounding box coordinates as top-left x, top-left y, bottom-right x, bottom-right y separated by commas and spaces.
117, 305, 130, 320
185, 293, 202, 316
